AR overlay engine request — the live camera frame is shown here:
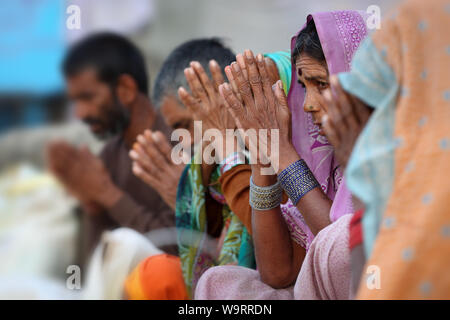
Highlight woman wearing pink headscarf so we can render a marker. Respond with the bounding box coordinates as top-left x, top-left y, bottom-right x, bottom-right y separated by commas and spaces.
195, 11, 368, 300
